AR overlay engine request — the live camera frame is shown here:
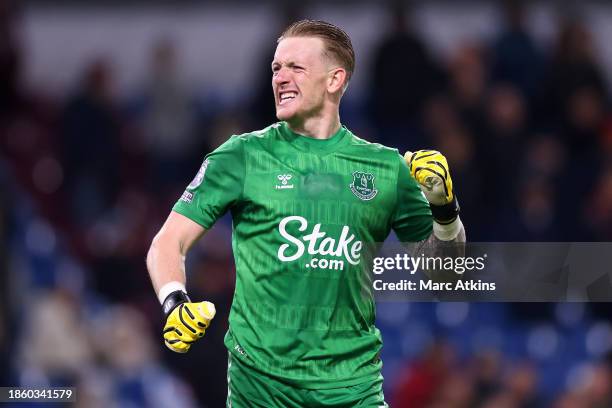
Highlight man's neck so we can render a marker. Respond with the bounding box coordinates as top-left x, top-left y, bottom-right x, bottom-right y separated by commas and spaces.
286, 113, 341, 140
